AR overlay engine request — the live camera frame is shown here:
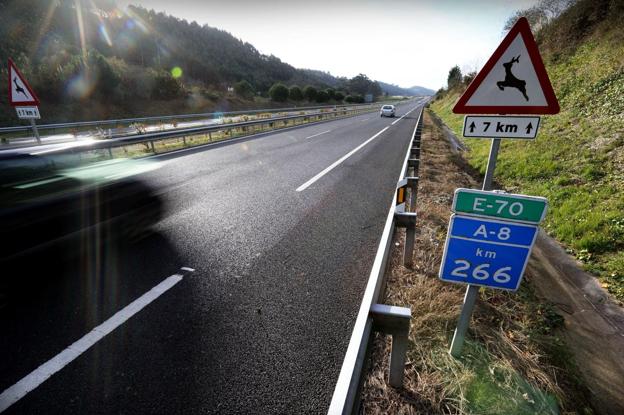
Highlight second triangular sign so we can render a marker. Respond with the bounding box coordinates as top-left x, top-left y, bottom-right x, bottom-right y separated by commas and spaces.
453, 17, 559, 115
8, 58, 40, 106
